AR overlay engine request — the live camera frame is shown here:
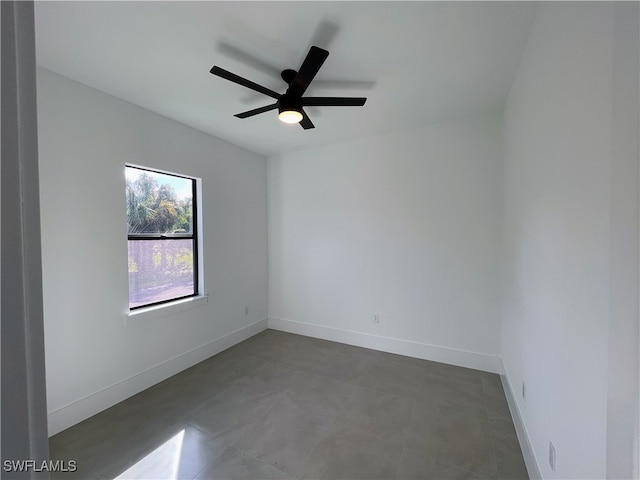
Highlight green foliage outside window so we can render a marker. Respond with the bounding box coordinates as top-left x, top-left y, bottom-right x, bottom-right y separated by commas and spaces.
126, 171, 192, 235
